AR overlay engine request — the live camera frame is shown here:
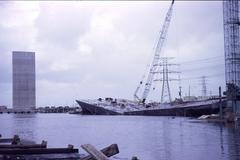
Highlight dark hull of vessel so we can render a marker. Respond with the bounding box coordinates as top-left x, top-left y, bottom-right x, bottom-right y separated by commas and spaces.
124, 100, 227, 117
76, 100, 121, 115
